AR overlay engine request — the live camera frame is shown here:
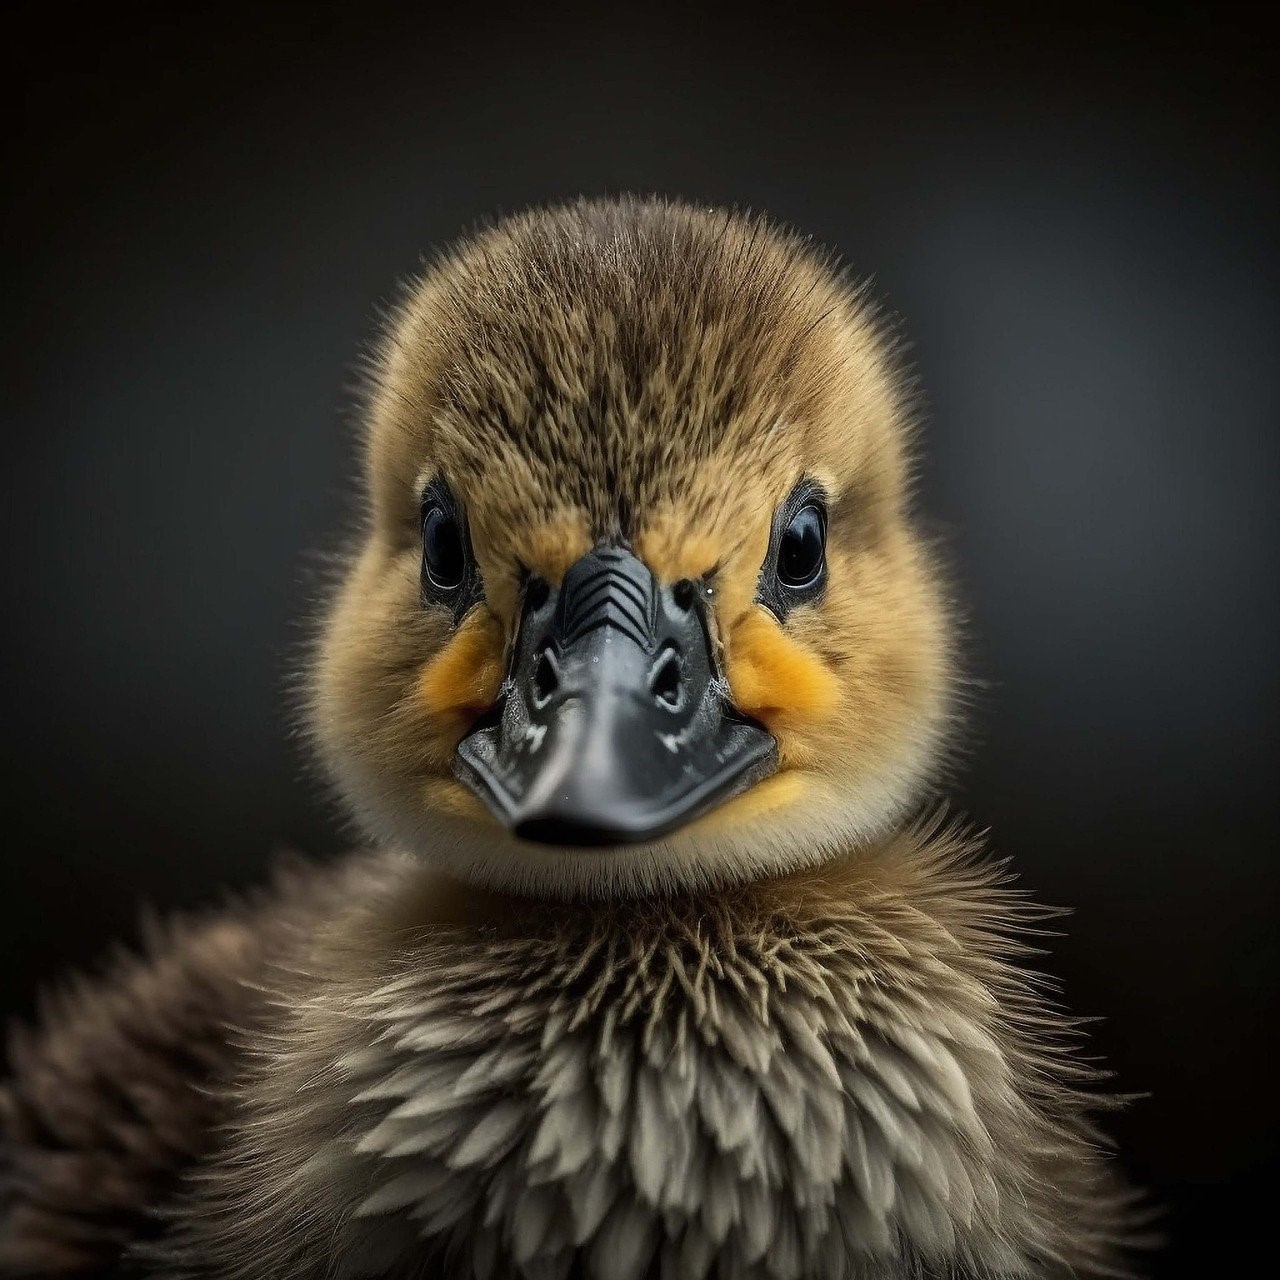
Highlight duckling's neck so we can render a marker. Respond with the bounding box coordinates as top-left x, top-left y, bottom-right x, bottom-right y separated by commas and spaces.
345, 831, 932, 942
